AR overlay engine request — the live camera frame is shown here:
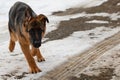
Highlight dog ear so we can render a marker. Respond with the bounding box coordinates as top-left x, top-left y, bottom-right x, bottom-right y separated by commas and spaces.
38, 14, 49, 23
